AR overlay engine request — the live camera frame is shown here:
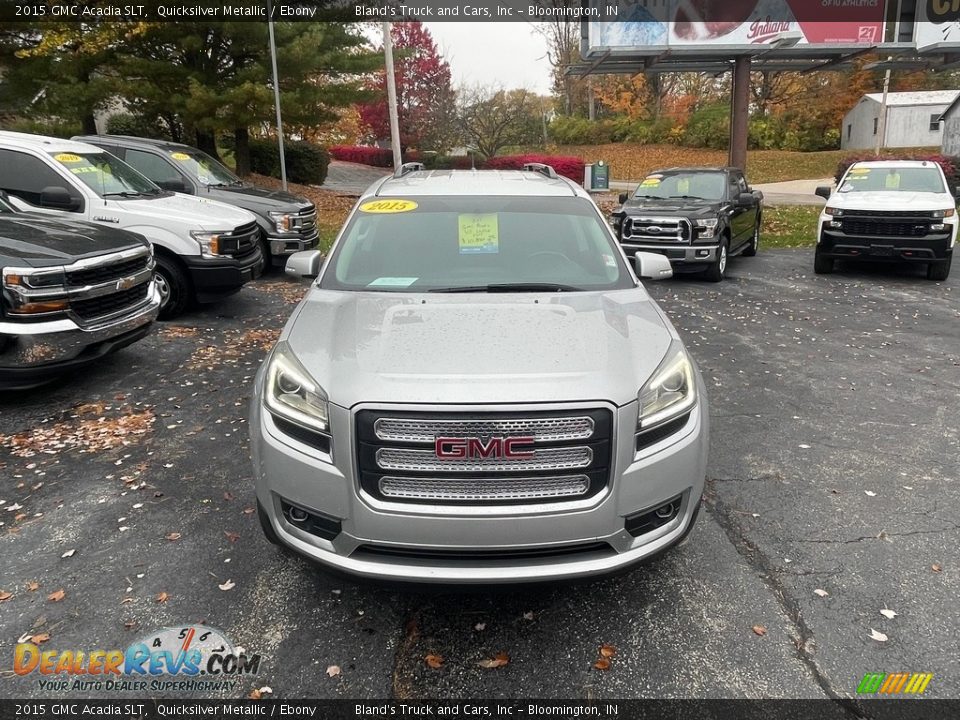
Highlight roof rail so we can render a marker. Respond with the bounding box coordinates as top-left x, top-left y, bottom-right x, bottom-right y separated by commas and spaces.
394, 162, 425, 178
522, 162, 558, 179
